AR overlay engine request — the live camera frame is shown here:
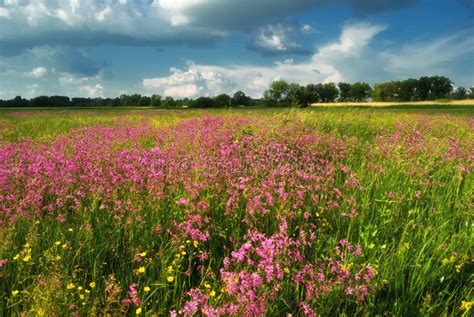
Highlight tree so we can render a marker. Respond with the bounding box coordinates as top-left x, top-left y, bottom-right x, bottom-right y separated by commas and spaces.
192, 97, 215, 108
349, 82, 372, 102
287, 83, 303, 106
150, 94, 162, 107
398, 79, 418, 101
162, 96, 176, 108
338, 82, 352, 102
263, 80, 290, 104
232, 90, 251, 106
429, 76, 452, 99
213, 94, 231, 107
451, 87, 468, 100
316, 83, 339, 102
